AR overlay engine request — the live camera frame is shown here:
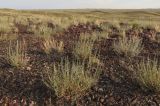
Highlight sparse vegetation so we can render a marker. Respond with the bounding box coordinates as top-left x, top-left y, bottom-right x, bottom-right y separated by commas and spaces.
135, 58, 160, 92
0, 9, 160, 105
7, 40, 29, 67
42, 37, 64, 54
34, 23, 54, 38
156, 32, 160, 43
88, 55, 101, 65
0, 34, 17, 41
113, 36, 143, 57
0, 23, 12, 35
43, 58, 100, 103
74, 40, 93, 58
74, 33, 96, 59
